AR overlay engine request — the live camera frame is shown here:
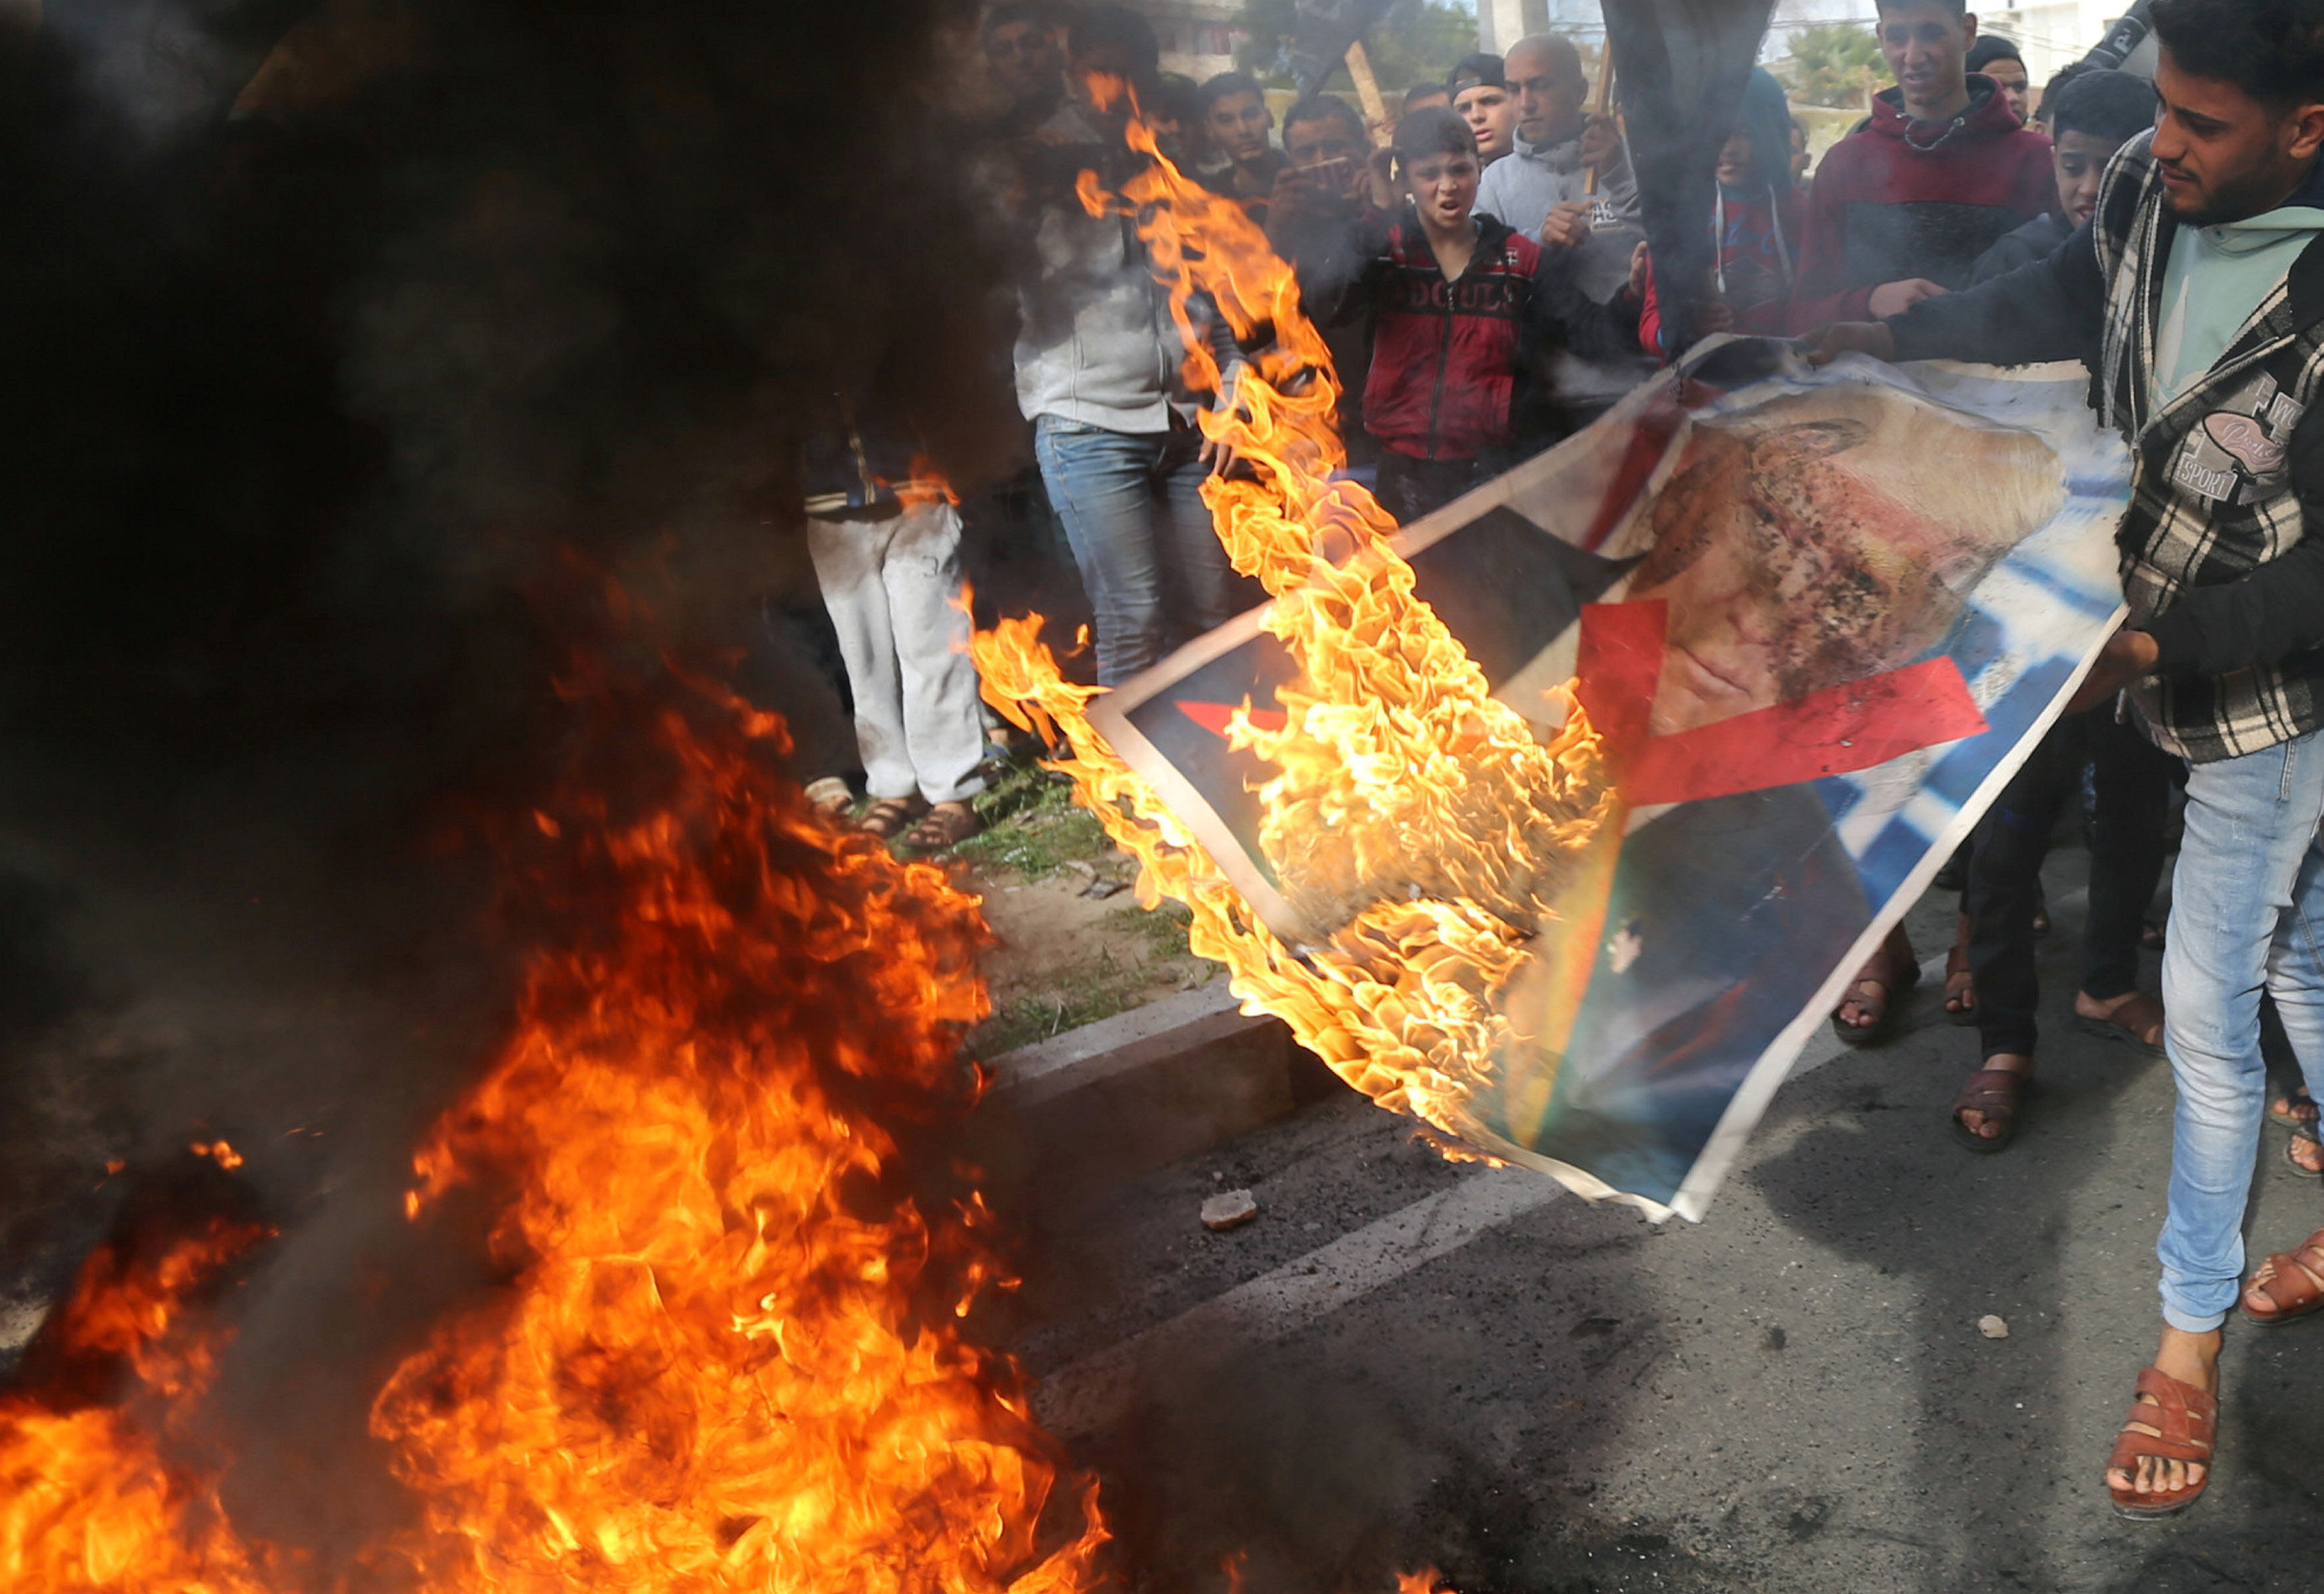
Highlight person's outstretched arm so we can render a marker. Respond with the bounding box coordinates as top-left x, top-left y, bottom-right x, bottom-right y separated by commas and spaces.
1805, 217, 2109, 369
1885, 216, 2108, 367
